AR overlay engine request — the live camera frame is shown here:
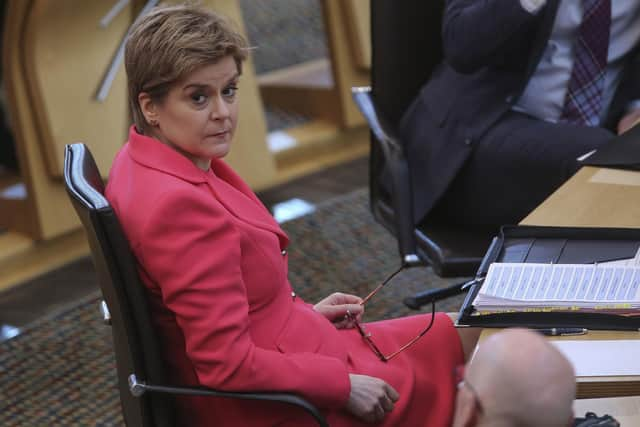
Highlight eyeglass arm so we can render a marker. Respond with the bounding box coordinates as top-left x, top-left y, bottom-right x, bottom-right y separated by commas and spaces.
127, 374, 329, 427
